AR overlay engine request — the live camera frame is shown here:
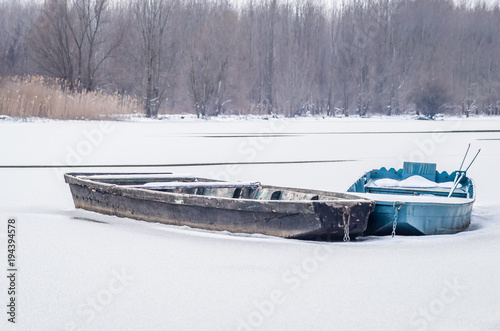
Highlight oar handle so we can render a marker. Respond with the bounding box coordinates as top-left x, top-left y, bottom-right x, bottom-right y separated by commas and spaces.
458, 144, 471, 172
465, 149, 481, 172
